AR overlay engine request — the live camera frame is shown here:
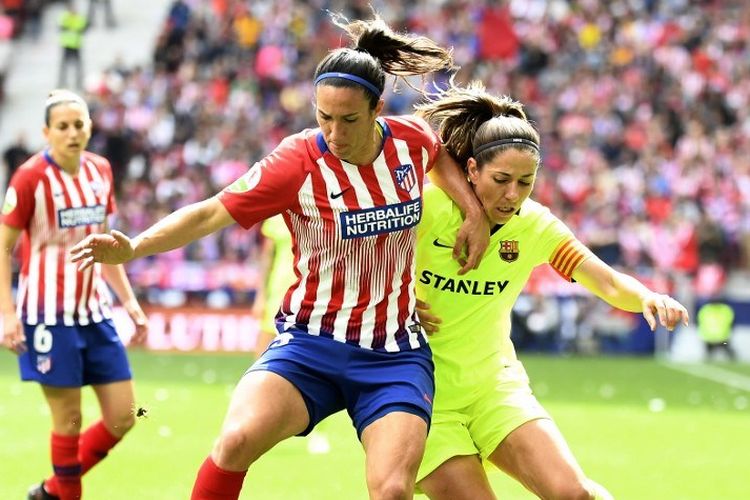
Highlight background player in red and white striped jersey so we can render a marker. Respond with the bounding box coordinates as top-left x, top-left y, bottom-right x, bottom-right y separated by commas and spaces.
0, 90, 148, 500
71, 14, 488, 500
413, 82, 689, 500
